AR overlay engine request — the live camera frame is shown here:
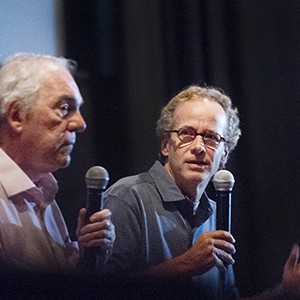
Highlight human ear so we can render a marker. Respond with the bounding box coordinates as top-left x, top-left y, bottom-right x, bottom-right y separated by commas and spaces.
220, 146, 229, 166
161, 133, 170, 157
6, 101, 25, 133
